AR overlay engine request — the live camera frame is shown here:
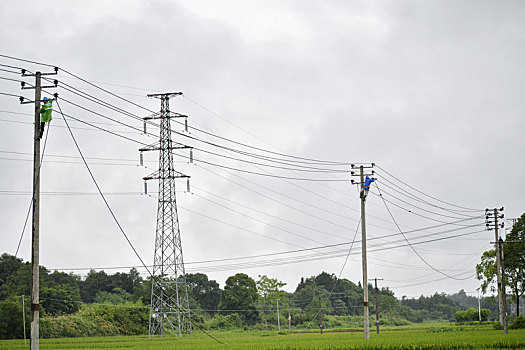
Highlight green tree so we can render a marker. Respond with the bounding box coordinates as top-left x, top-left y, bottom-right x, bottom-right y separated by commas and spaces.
81, 270, 111, 303
504, 214, 525, 316
219, 273, 259, 325
0, 297, 28, 339
256, 275, 286, 329
454, 307, 490, 322
185, 273, 221, 314
476, 213, 525, 317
